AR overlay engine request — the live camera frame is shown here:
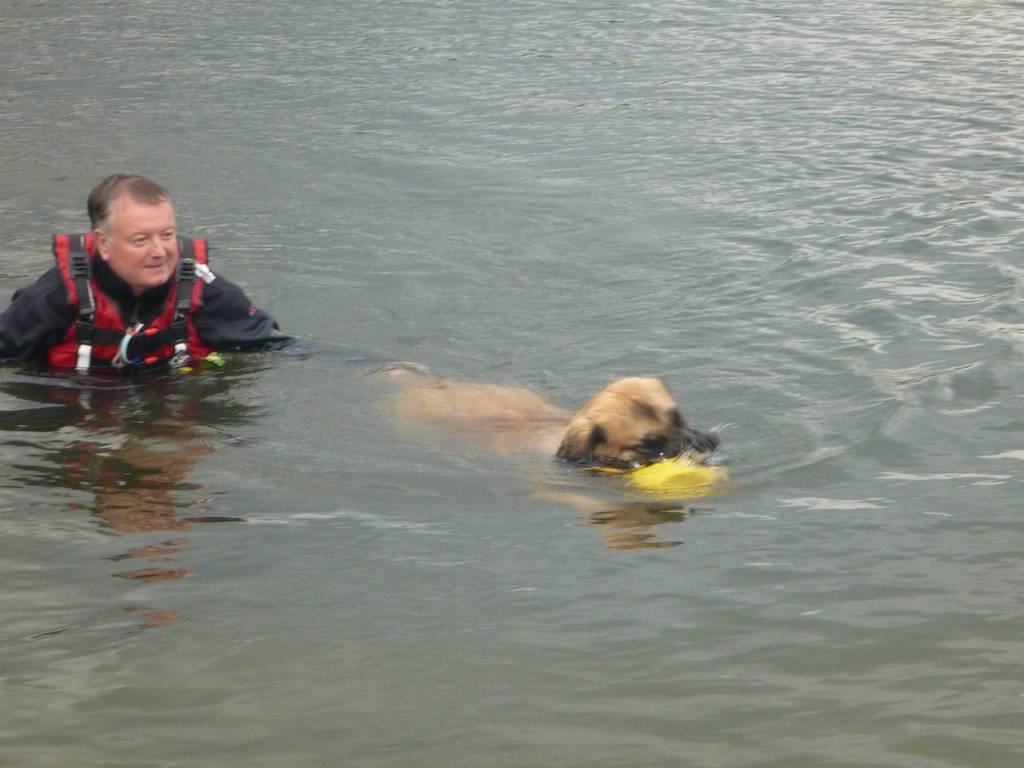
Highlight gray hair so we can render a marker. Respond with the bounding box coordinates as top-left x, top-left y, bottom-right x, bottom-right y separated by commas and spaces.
88, 174, 171, 230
